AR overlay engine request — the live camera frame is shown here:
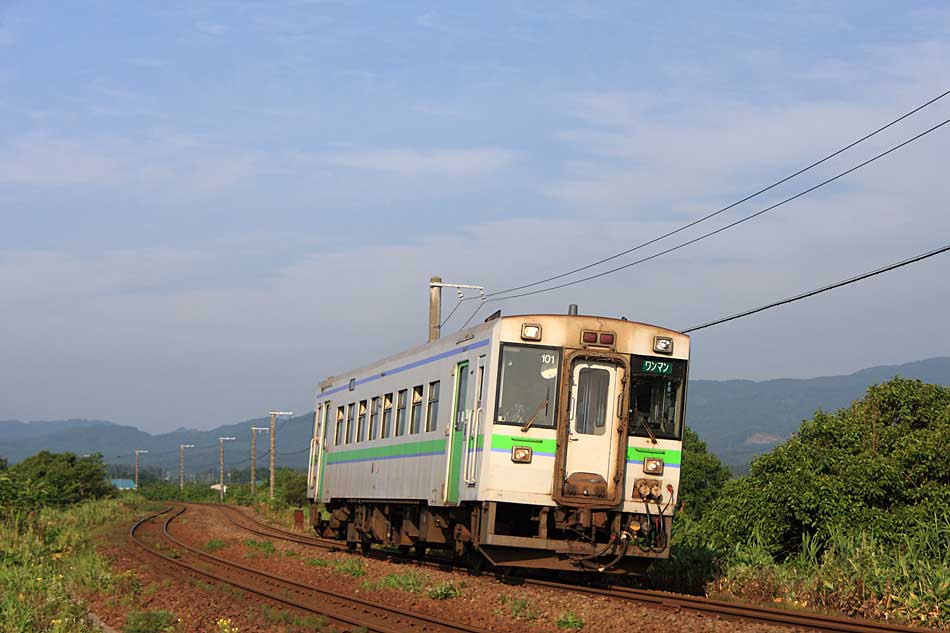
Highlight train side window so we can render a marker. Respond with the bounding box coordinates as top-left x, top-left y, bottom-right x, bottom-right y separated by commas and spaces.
382, 393, 393, 438
410, 386, 423, 434
425, 381, 440, 431
395, 389, 408, 436
357, 400, 367, 442
324, 403, 332, 444
369, 397, 380, 440
335, 406, 345, 446
629, 356, 686, 441
345, 404, 355, 444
